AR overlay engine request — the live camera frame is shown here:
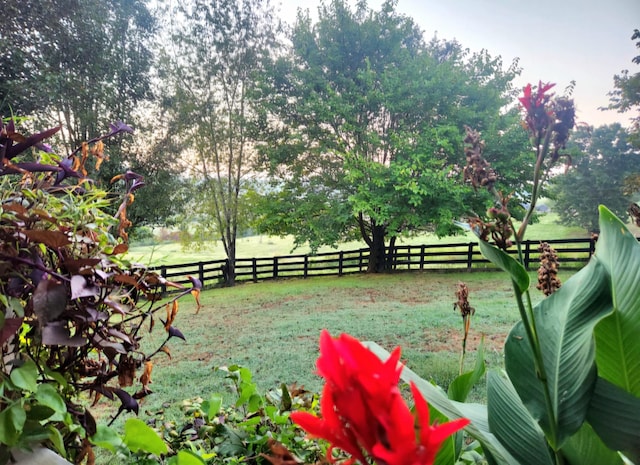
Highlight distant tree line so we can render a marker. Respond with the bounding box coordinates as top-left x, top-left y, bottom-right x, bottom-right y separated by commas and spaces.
1, 0, 638, 284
